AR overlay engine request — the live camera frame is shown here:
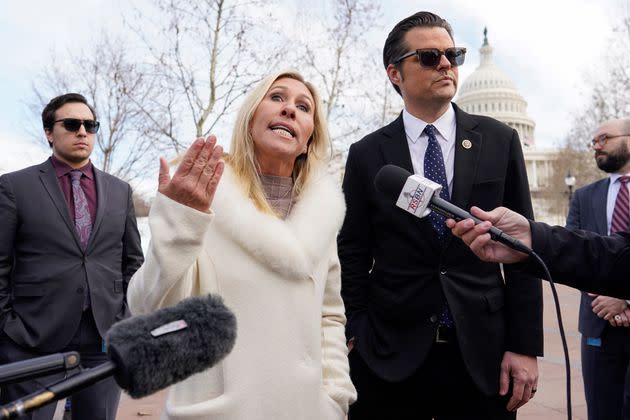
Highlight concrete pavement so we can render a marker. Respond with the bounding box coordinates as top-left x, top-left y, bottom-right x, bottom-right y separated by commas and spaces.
52, 282, 587, 419
518, 283, 587, 419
